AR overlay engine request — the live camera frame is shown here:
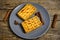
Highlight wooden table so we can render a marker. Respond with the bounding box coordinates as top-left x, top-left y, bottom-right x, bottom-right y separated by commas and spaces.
0, 0, 60, 40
